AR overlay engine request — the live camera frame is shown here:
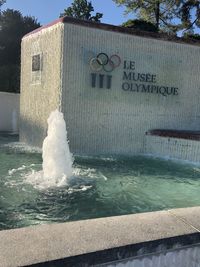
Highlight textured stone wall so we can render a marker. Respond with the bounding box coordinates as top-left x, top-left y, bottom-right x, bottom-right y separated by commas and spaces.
0, 92, 19, 132
20, 23, 64, 147
61, 23, 200, 156
145, 135, 200, 163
